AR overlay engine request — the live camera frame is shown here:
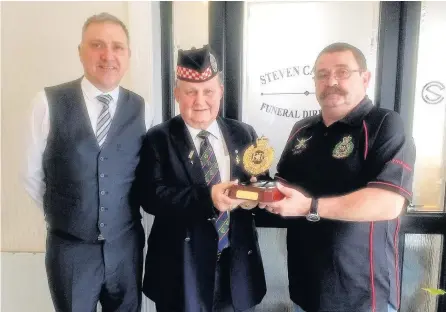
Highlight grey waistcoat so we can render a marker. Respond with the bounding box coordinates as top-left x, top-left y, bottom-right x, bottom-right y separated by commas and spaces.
42, 78, 145, 242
